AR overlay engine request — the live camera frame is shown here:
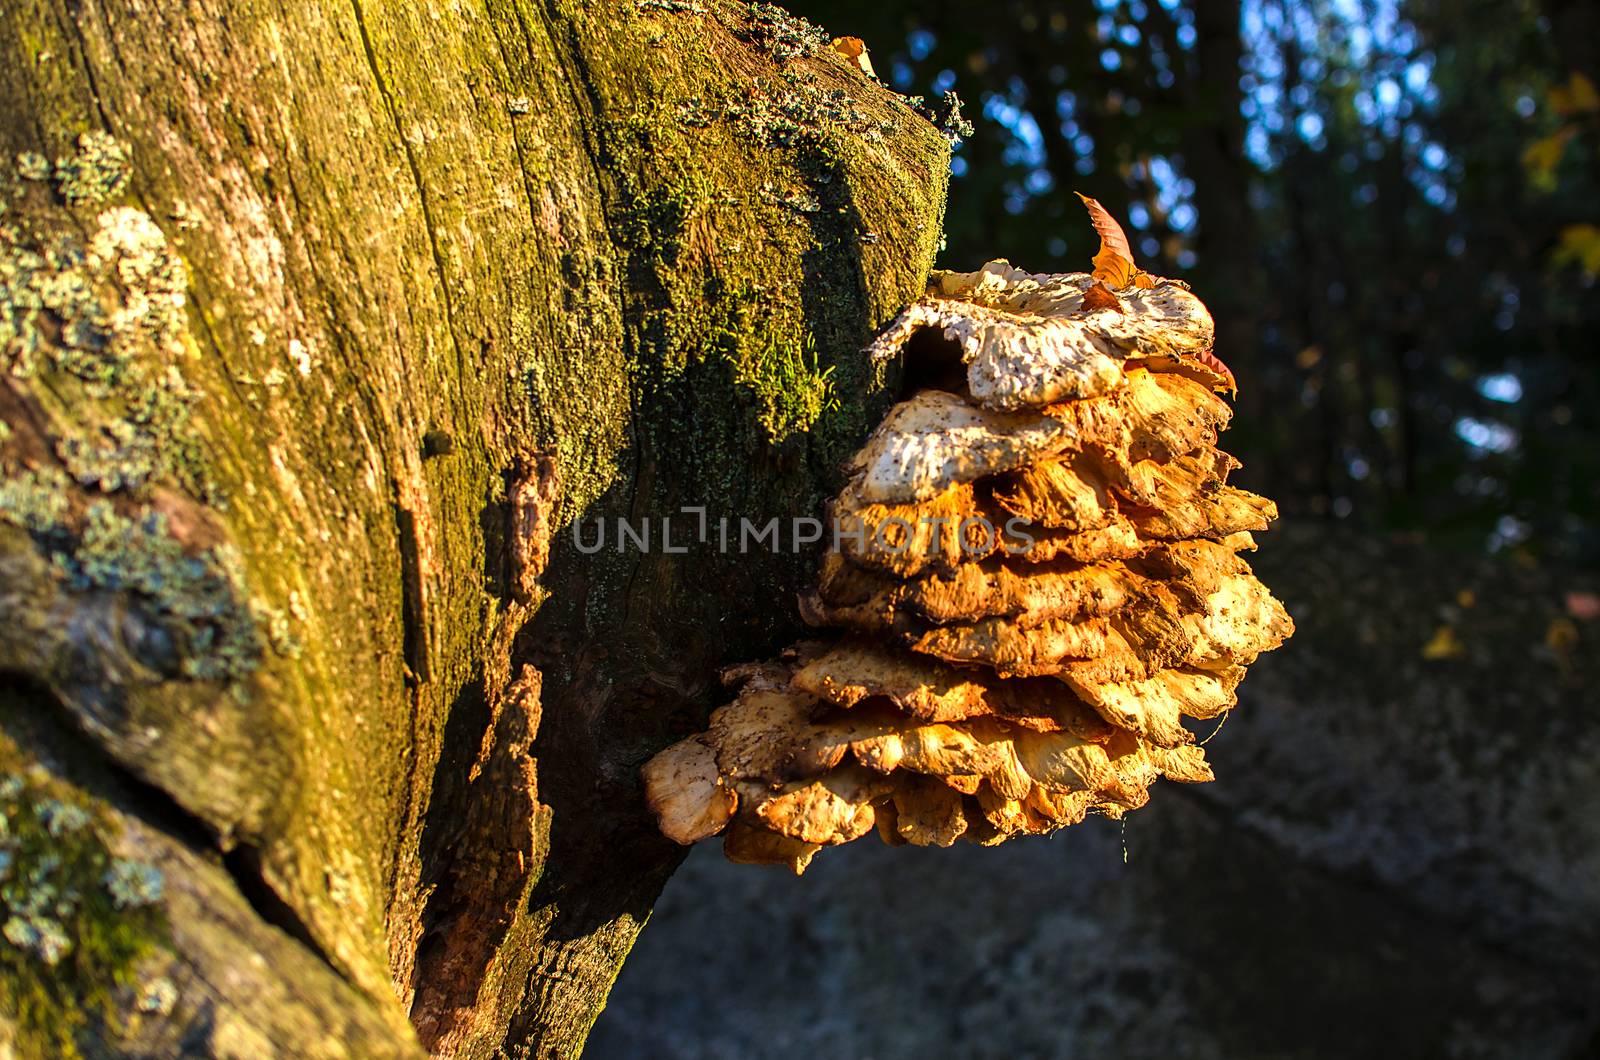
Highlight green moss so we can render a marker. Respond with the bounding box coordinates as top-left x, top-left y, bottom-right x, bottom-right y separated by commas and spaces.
512, 1, 947, 520
0, 737, 169, 1058
598, 109, 853, 453
616, 168, 714, 268
700, 280, 837, 444
729, 333, 836, 444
